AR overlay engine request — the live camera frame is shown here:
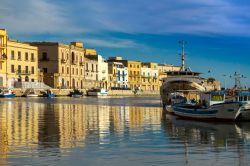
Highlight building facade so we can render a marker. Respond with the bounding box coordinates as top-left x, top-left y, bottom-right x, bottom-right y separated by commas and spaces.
0, 29, 7, 87
84, 55, 99, 88
97, 55, 108, 89
141, 62, 159, 91
108, 61, 128, 88
7, 40, 38, 88
31, 42, 85, 89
